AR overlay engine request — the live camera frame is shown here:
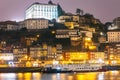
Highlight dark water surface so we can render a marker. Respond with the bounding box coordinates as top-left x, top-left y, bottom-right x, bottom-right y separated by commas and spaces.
0, 71, 120, 80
